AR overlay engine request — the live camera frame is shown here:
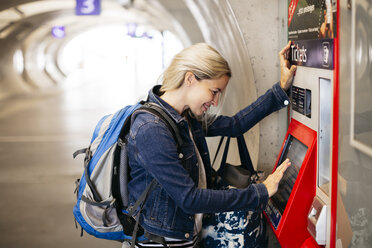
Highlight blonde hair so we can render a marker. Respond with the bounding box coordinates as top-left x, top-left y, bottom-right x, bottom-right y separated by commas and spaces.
159, 43, 231, 93
159, 43, 231, 128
